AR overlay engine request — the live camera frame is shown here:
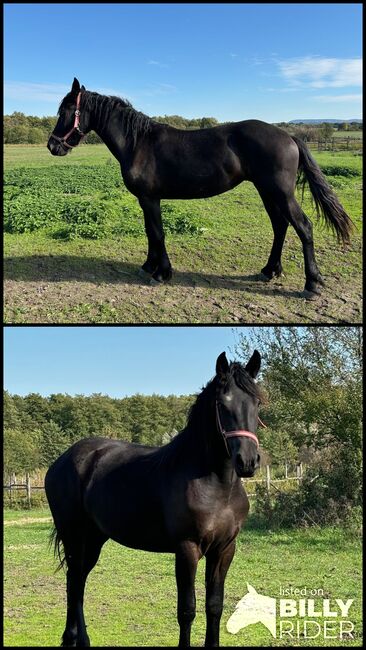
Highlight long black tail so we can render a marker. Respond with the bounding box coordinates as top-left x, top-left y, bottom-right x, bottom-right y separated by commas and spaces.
49, 525, 66, 572
292, 135, 353, 244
